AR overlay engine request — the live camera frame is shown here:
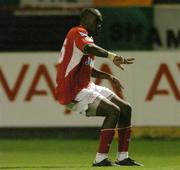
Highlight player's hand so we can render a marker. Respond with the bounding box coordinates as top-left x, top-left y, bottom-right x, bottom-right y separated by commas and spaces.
109, 75, 124, 91
113, 56, 135, 70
